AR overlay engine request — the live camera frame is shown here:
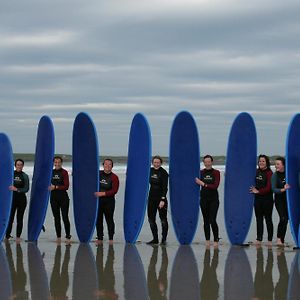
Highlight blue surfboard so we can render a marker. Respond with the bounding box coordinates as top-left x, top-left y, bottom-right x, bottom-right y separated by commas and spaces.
169, 111, 200, 245
224, 247, 253, 299
224, 112, 257, 245
124, 113, 151, 243
28, 116, 54, 241
170, 246, 199, 299
286, 113, 300, 247
0, 133, 13, 241
123, 244, 148, 299
73, 244, 98, 300
73, 112, 99, 243
28, 243, 50, 299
